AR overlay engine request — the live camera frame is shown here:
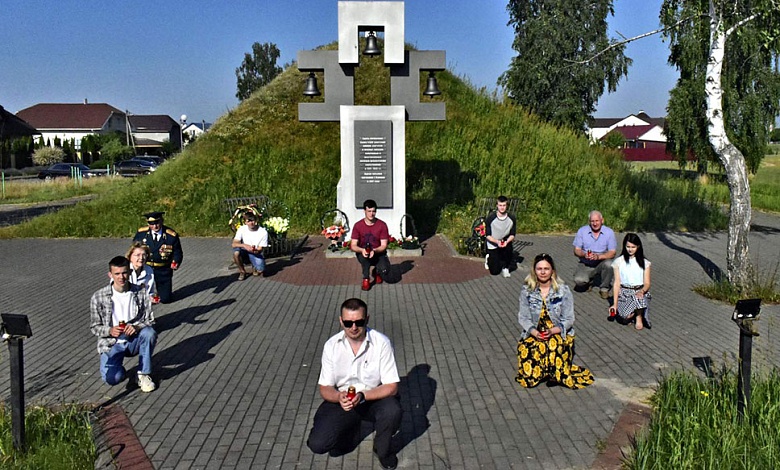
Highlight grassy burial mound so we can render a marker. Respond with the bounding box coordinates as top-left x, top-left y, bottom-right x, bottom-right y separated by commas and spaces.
0, 43, 725, 240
